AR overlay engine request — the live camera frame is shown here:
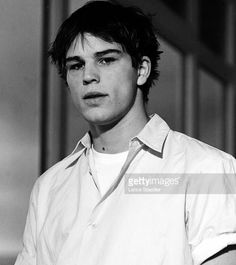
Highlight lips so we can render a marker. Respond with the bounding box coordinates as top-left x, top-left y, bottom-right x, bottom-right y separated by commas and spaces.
83, 92, 108, 99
